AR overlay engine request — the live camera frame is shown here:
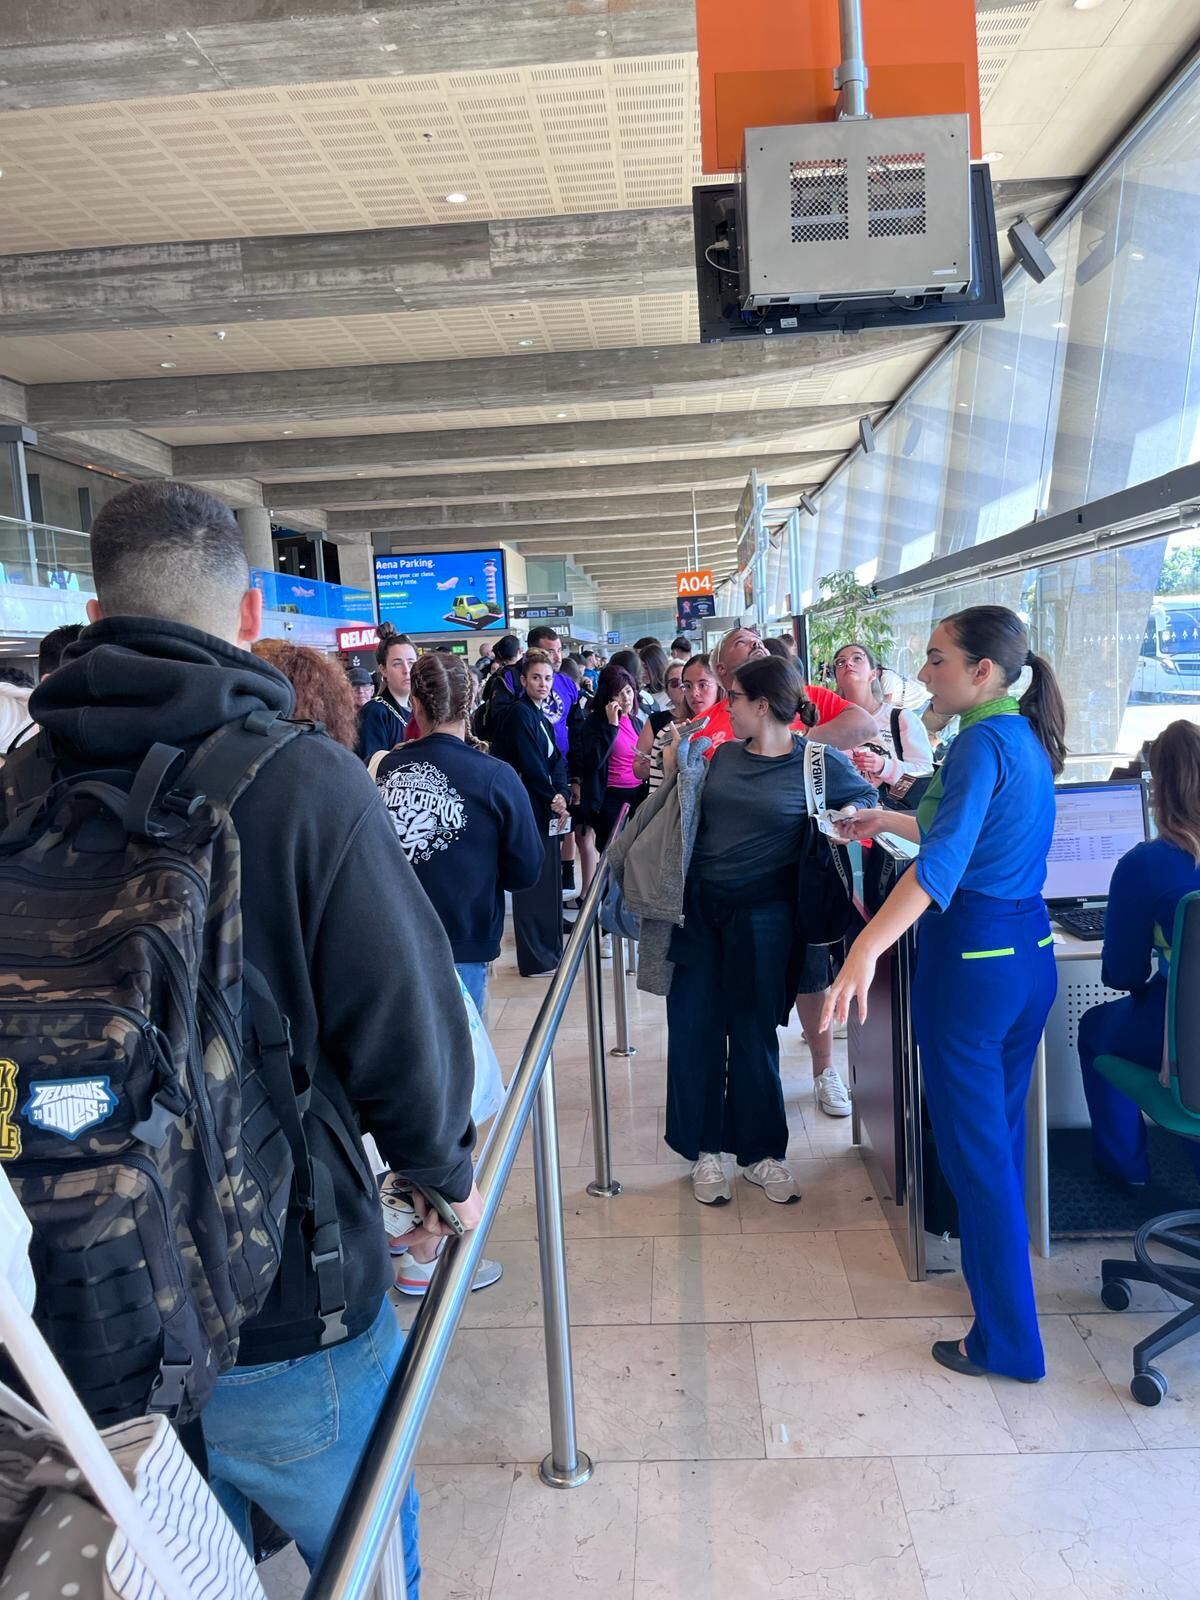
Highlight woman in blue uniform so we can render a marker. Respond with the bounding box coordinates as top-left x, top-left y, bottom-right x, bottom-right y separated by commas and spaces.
1077, 720, 1200, 1185
824, 606, 1067, 1383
